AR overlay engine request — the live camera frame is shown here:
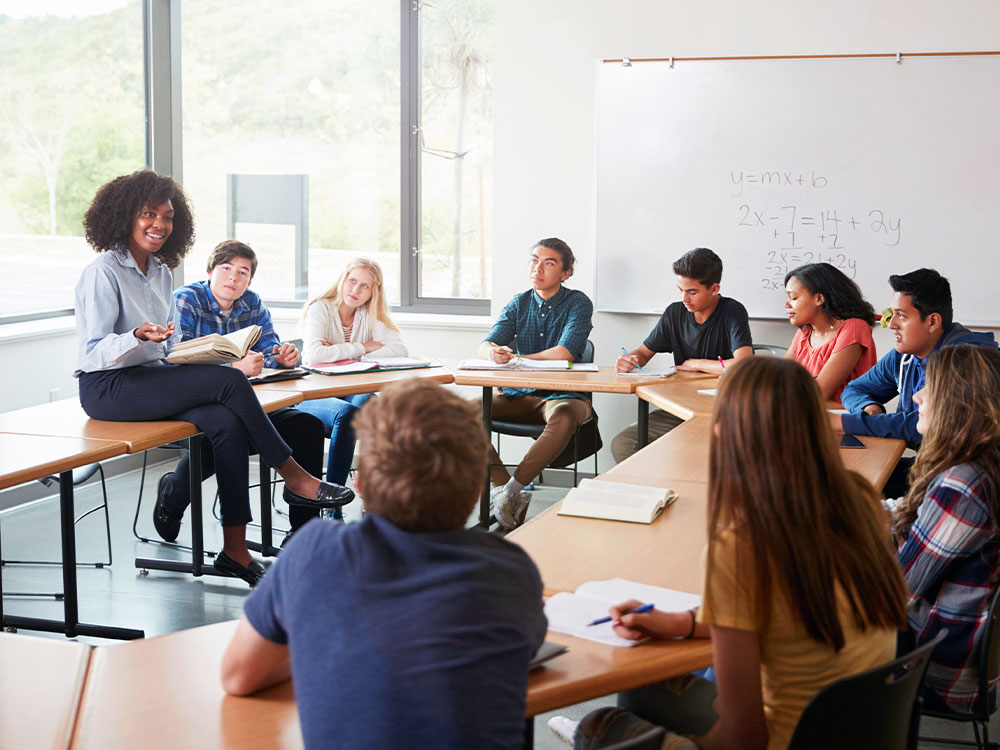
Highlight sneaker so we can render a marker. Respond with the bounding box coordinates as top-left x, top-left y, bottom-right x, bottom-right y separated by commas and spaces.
490, 485, 532, 531
547, 716, 578, 747
152, 472, 184, 543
